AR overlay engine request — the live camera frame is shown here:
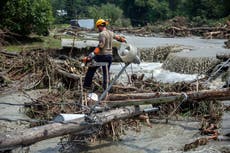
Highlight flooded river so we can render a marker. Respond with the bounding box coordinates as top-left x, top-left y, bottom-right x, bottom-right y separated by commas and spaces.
0, 36, 229, 153
110, 62, 200, 83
